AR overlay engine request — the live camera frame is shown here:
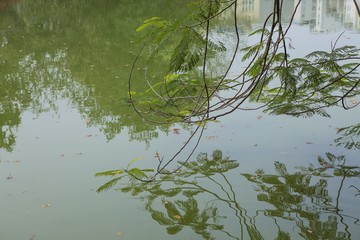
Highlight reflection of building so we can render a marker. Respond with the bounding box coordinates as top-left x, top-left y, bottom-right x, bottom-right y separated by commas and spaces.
294, 0, 317, 24
236, 0, 294, 23
343, 0, 360, 29
294, 0, 360, 31
314, 0, 344, 31
226, 0, 359, 32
